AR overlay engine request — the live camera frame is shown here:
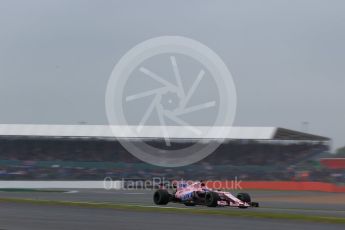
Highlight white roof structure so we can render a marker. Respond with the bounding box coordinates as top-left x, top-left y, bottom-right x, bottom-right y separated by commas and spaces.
0, 124, 329, 141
